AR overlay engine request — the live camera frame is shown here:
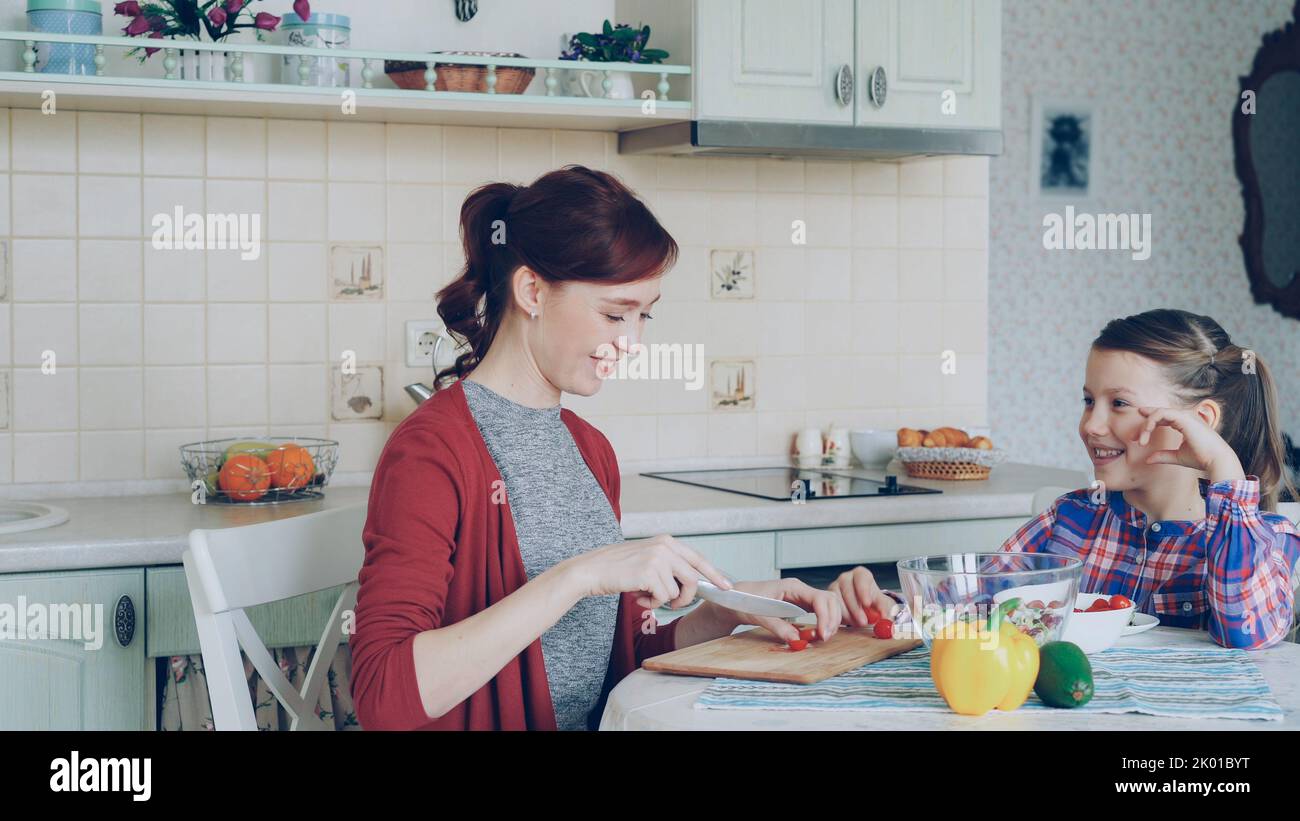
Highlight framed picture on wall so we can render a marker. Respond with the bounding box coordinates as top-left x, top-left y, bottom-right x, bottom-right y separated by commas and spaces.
1029, 97, 1101, 201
